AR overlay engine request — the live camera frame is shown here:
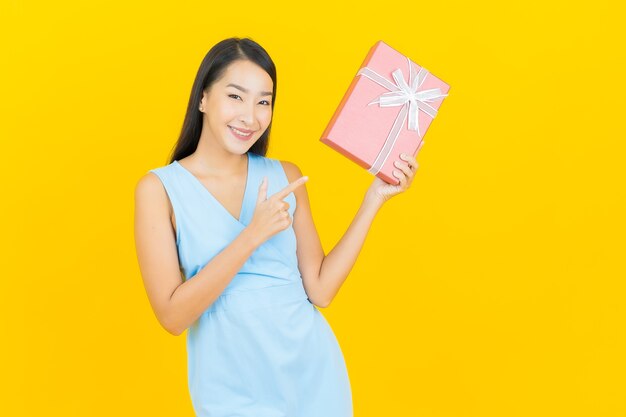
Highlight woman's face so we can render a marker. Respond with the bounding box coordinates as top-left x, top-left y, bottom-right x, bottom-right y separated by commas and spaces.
200, 59, 274, 154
